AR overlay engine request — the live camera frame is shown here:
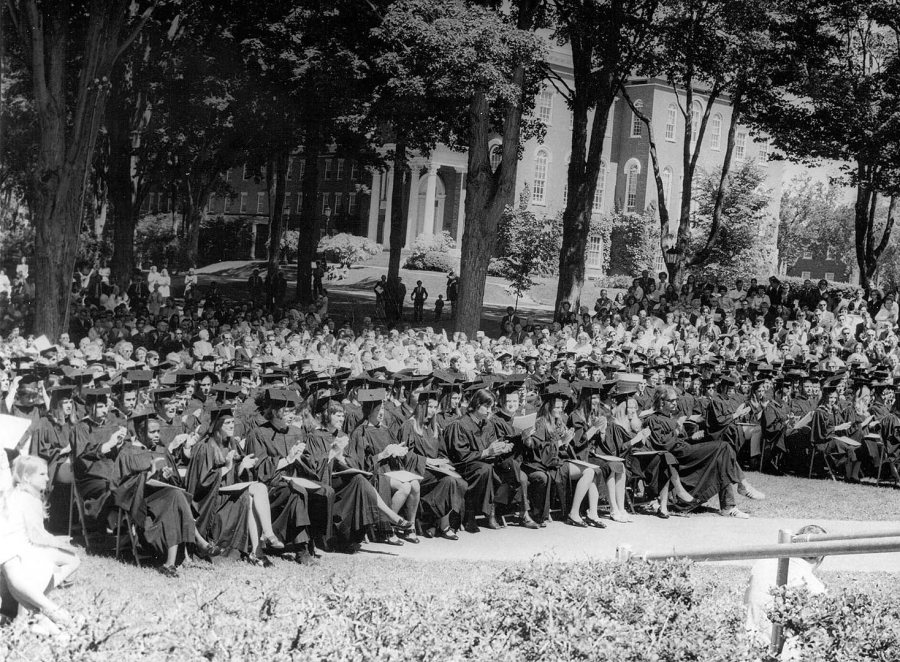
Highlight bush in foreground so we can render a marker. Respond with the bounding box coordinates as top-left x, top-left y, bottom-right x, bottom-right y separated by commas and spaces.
2, 558, 897, 661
